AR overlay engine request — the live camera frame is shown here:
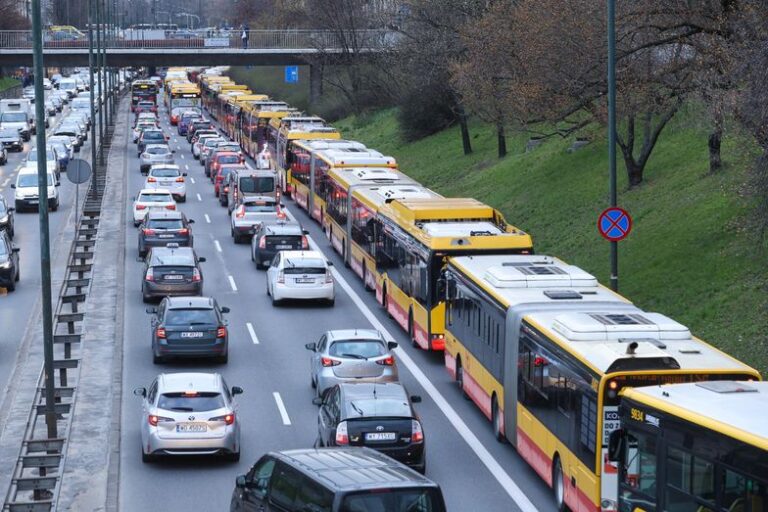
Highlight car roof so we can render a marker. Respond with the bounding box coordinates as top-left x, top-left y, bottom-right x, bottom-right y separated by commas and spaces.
149, 246, 195, 260
326, 329, 384, 342
145, 144, 169, 150
166, 296, 214, 309
149, 164, 180, 171
272, 448, 435, 491
158, 372, 222, 394
264, 222, 302, 235
280, 250, 323, 260
138, 188, 172, 195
